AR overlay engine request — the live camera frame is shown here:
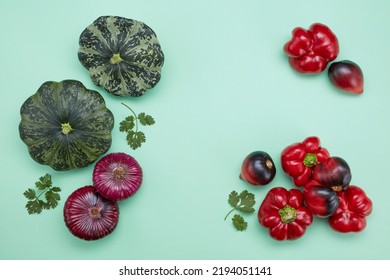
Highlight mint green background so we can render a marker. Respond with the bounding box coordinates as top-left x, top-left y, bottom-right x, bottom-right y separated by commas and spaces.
1, 0, 389, 260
